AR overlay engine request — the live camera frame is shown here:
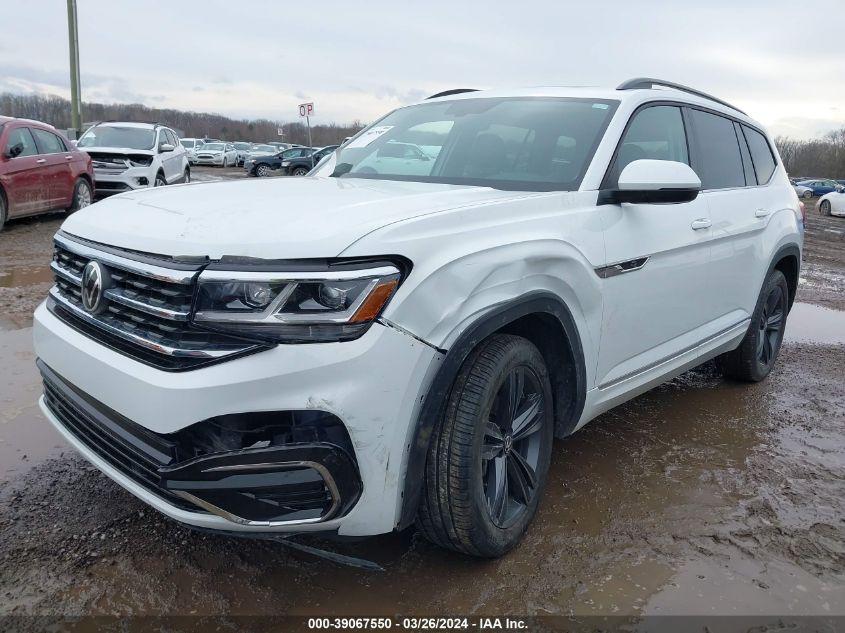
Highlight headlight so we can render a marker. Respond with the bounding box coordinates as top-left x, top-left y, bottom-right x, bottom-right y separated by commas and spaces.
192, 263, 404, 343
128, 156, 153, 167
